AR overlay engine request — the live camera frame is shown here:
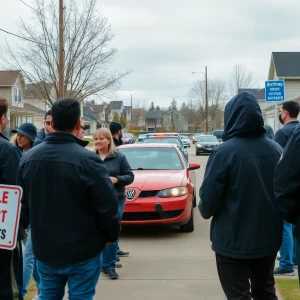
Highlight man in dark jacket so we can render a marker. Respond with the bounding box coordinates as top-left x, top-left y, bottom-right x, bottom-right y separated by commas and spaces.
33, 109, 54, 146
274, 123, 300, 283
0, 96, 23, 300
199, 92, 283, 299
17, 98, 120, 299
110, 121, 123, 147
273, 100, 299, 276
